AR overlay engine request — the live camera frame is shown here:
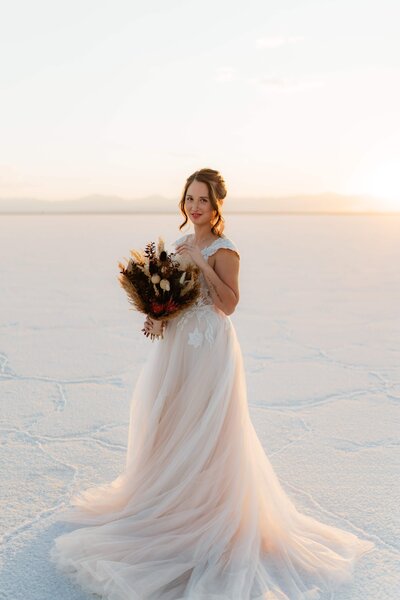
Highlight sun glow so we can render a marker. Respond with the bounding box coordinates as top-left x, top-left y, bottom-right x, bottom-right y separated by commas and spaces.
344, 157, 400, 211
